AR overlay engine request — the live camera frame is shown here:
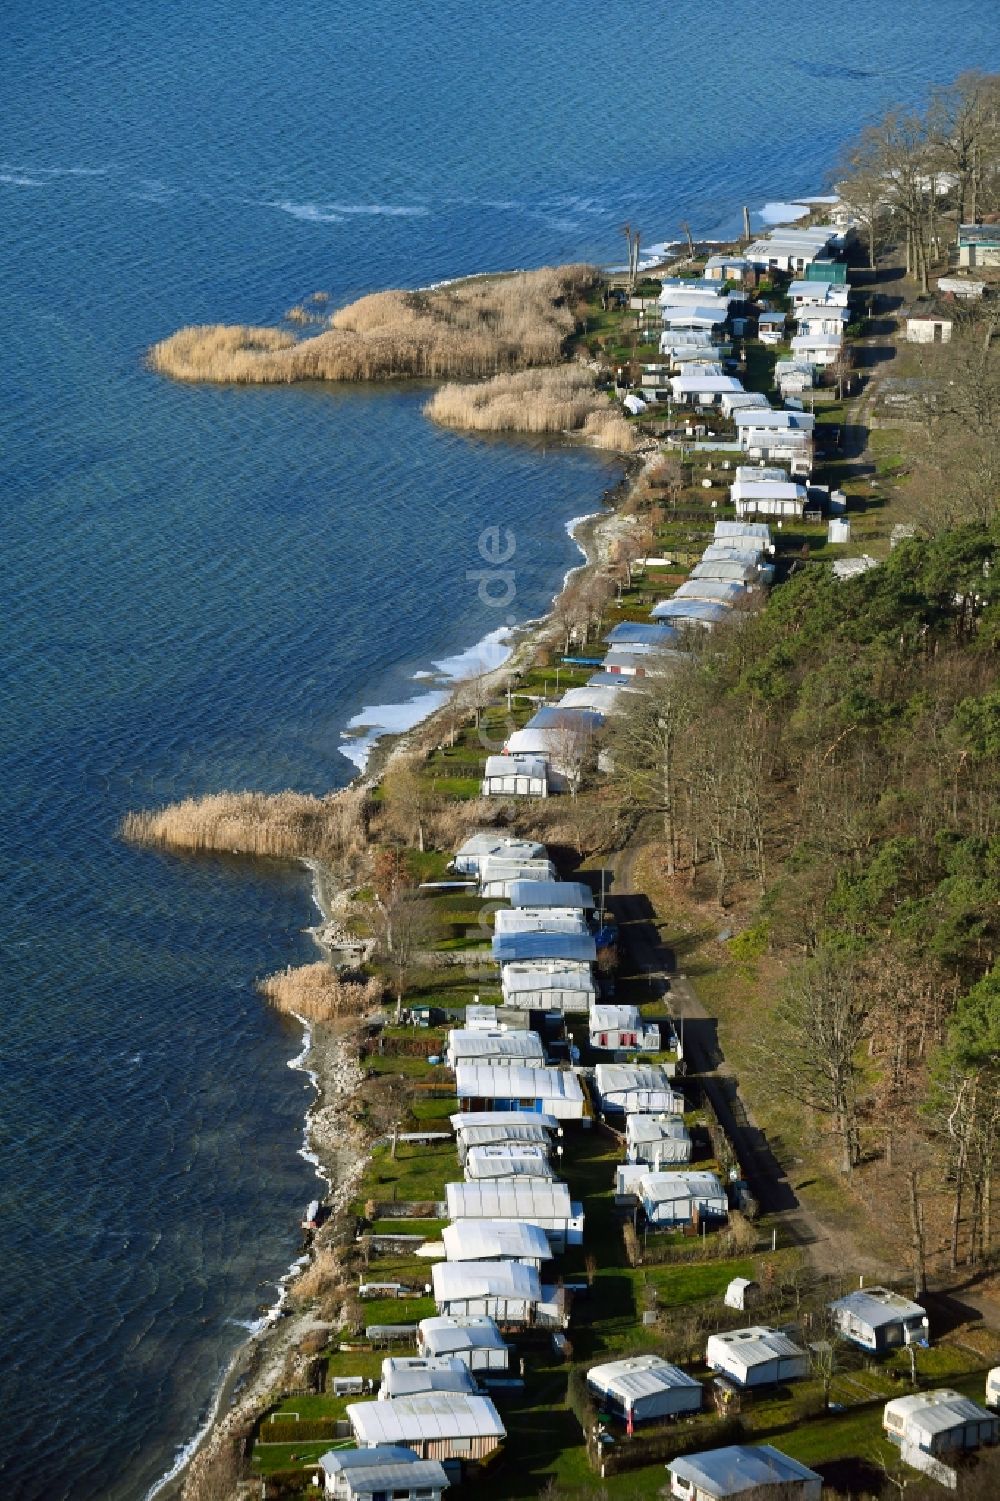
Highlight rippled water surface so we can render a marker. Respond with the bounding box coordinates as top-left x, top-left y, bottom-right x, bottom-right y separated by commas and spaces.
3, 2, 998, 1496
